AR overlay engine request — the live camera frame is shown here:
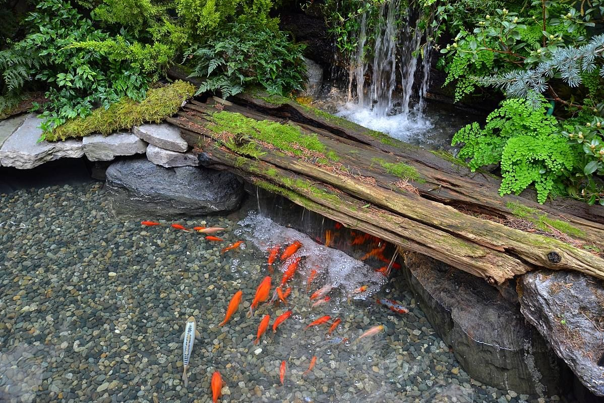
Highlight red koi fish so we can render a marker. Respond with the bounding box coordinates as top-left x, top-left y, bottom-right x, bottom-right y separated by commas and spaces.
221, 241, 243, 254
280, 360, 287, 385
198, 227, 226, 234
141, 221, 161, 227
254, 314, 271, 345
249, 276, 272, 317
281, 241, 302, 261
303, 356, 317, 375
328, 318, 341, 335
376, 298, 409, 314
219, 290, 243, 326
305, 315, 331, 329
354, 325, 385, 343
211, 371, 224, 402
272, 310, 292, 333
306, 269, 318, 292
206, 236, 224, 242
171, 224, 188, 231
312, 296, 330, 308
267, 245, 280, 274
280, 257, 301, 287
310, 284, 332, 300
